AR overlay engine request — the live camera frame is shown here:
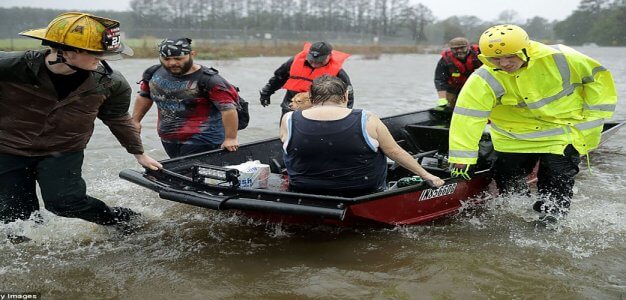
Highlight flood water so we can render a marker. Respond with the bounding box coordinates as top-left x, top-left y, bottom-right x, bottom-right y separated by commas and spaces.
1, 47, 625, 299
